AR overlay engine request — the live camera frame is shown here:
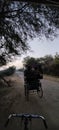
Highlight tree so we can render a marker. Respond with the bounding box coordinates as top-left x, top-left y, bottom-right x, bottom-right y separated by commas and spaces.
54, 53, 59, 64
0, 0, 59, 65
37, 54, 59, 76
23, 57, 37, 67
0, 66, 16, 87
23, 56, 43, 69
